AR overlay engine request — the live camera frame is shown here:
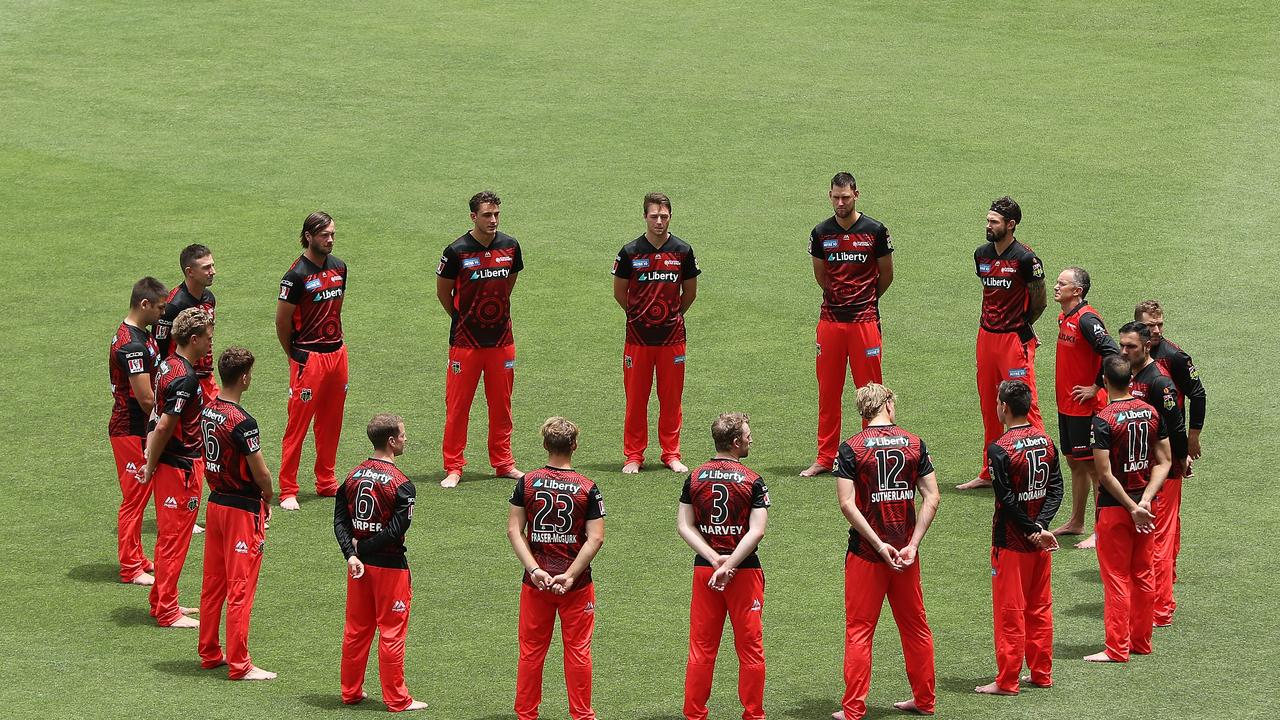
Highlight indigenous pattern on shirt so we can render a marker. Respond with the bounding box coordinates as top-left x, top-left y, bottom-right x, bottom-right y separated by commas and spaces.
436, 232, 524, 348
109, 322, 160, 437
680, 459, 770, 569
155, 284, 216, 377
202, 398, 264, 501
834, 425, 934, 563
1091, 398, 1168, 507
988, 425, 1064, 551
151, 355, 204, 471
612, 234, 701, 346
1055, 302, 1119, 416
975, 239, 1044, 341
279, 255, 346, 356
808, 213, 892, 323
510, 467, 605, 587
